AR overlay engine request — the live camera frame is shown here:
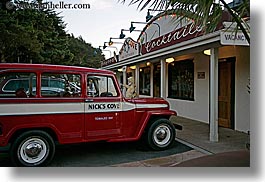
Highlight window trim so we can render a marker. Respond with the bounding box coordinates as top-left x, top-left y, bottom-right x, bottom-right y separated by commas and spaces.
87, 74, 119, 98
41, 72, 82, 98
139, 66, 151, 96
